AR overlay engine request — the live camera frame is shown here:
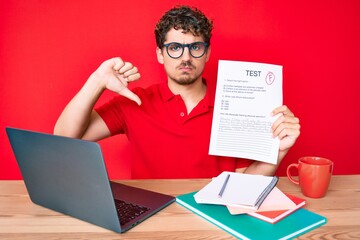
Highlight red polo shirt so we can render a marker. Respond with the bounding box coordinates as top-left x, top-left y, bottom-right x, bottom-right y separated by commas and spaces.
96, 81, 253, 179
